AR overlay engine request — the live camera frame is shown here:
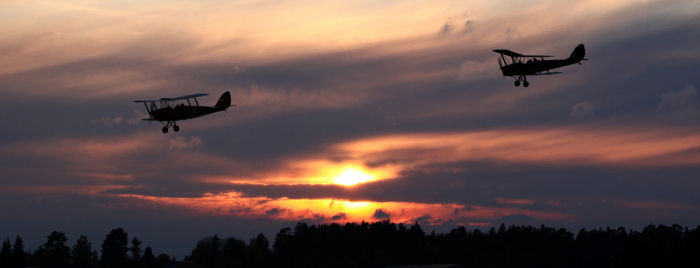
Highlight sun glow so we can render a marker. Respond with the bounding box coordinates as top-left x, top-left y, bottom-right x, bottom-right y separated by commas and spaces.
332, 167, 374, 186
